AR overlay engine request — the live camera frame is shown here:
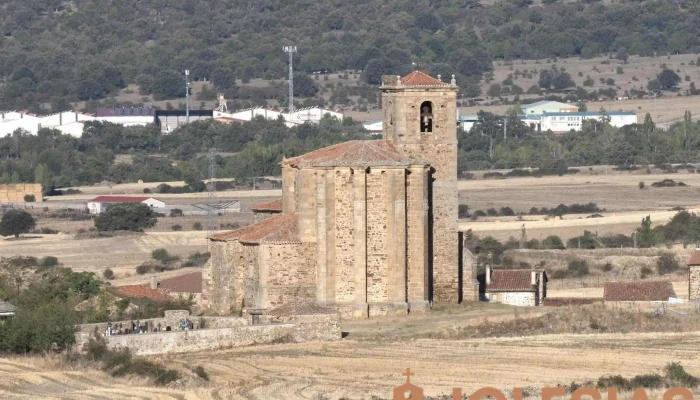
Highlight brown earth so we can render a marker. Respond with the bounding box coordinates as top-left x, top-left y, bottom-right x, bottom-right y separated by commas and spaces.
2, 304, 700, 399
